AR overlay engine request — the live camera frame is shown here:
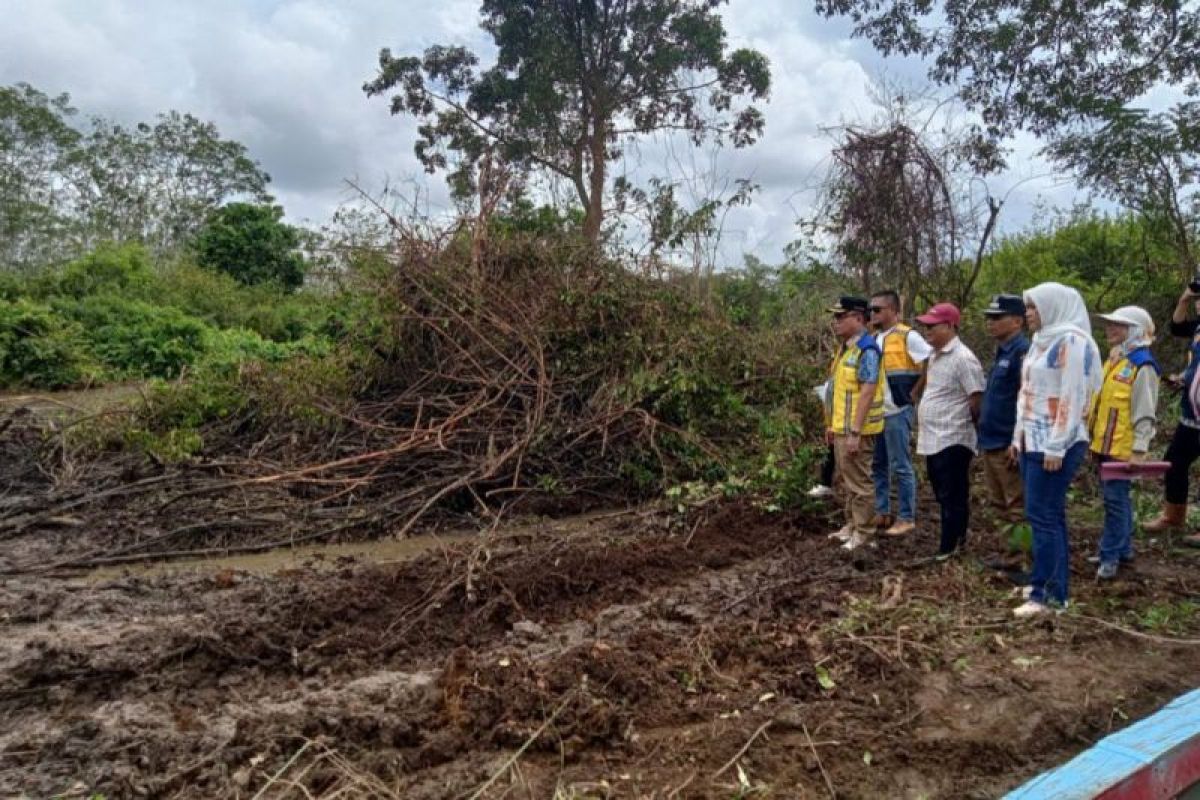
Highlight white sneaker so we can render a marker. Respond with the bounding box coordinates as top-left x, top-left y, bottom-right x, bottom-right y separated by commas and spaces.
1012, 600, 1051, 618
827, 525, 852, 541
841, 531, 868, 551
807, 485, 834, 498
